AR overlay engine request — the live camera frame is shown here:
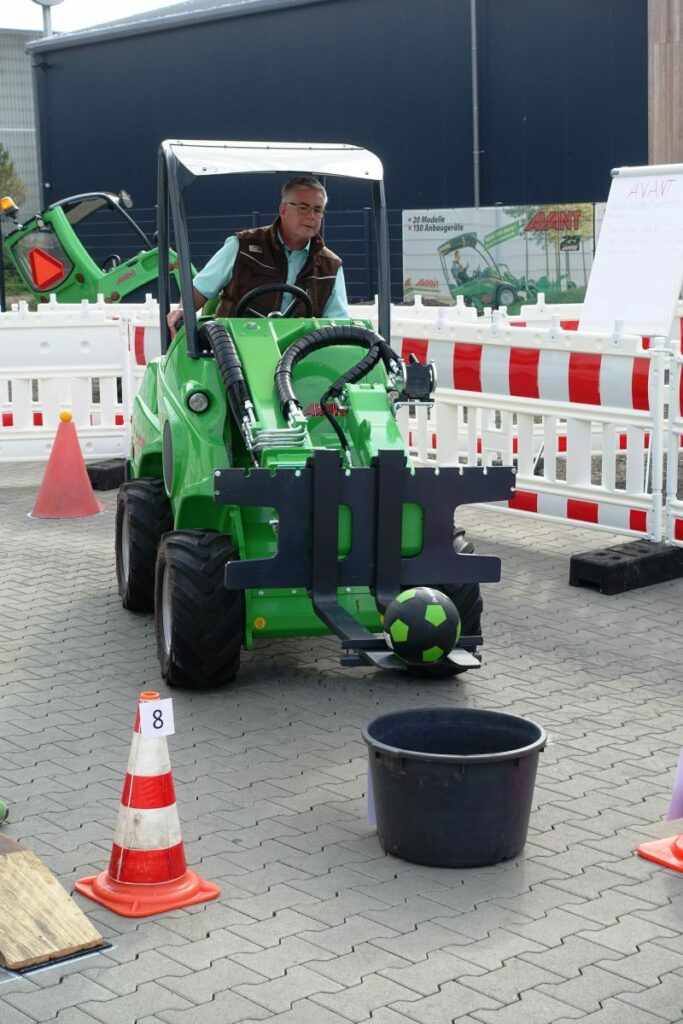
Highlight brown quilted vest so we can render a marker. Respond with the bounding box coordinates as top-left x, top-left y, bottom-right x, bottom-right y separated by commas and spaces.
216, 219, 341, 317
